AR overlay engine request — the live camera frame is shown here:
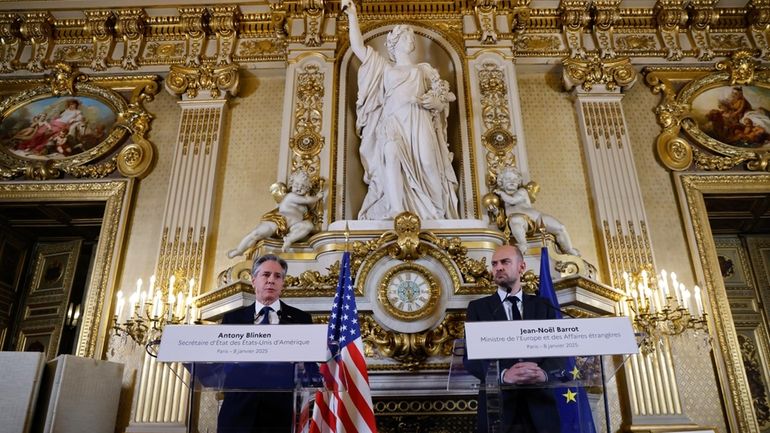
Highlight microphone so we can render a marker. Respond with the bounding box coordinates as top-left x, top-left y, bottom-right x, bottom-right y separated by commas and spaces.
535, 295, 575, 319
